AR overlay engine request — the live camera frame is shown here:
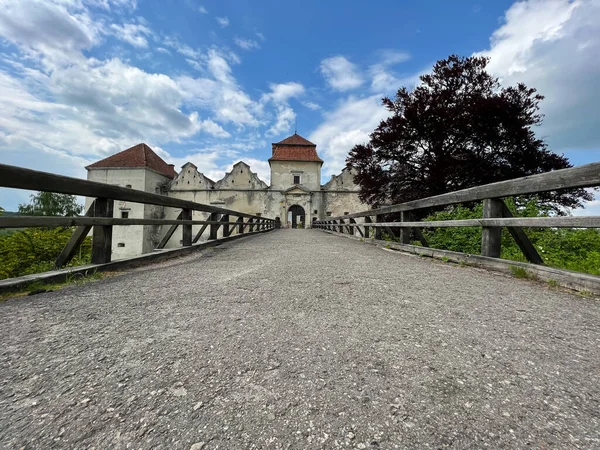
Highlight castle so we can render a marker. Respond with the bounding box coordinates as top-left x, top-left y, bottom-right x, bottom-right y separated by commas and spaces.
86, 133, 366, 259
